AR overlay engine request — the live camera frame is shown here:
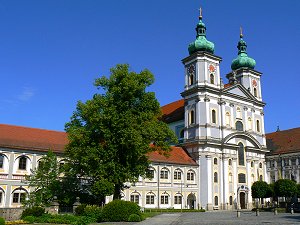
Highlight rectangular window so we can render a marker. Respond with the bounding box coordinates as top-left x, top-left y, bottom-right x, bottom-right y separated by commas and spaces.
130, 195, 139, 204
148, 170, 154, 179
18, 157, 27, 170
174, 196, 182, 204
238, 173, 246, 183
174, 171, 181, 180
187, 172, 194, 181
12, 193, 19, 203
161, 196, 168, 204
146, 195, 154, 204
160, 170, 168, 179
